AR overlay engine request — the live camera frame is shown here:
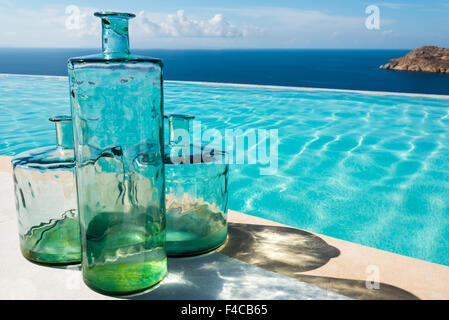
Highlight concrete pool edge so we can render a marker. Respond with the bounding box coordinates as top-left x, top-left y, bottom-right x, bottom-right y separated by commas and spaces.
1, 73, 449, 100
227, 210, 449, 300
1, 155, 448, 300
